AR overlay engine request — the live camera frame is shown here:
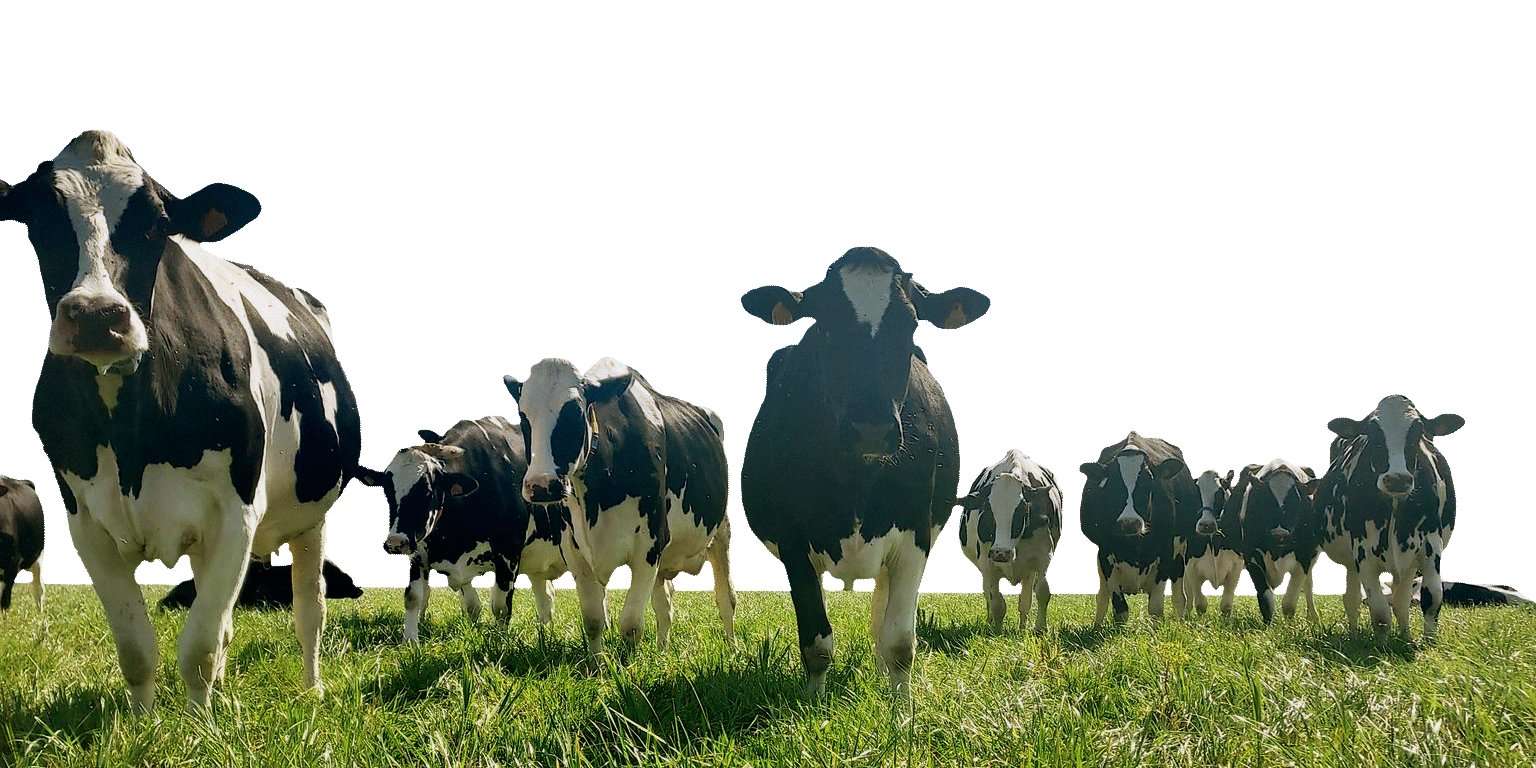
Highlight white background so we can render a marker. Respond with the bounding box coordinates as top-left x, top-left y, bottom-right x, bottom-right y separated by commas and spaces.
2, 3, 1531, 601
